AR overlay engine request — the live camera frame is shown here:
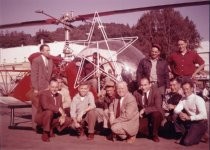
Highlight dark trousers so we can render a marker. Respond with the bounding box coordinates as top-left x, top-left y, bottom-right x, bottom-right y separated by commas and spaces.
139, 111, 163, 137
174, 119, 208, 146
64, 108, 70, 117
35, 110, 71, 132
